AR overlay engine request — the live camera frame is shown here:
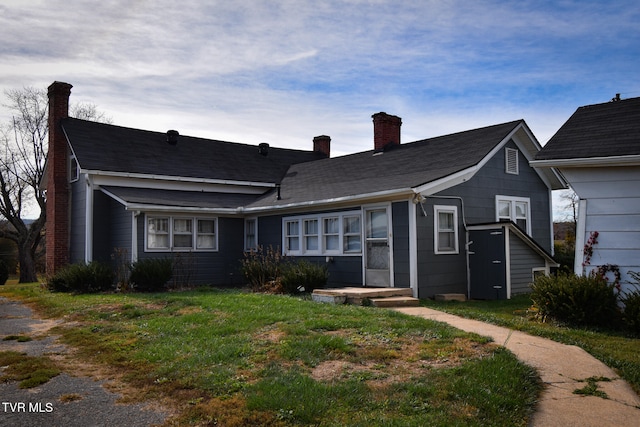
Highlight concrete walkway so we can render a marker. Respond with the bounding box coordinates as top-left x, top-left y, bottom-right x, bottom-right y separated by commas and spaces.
393, 306, 640, 427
